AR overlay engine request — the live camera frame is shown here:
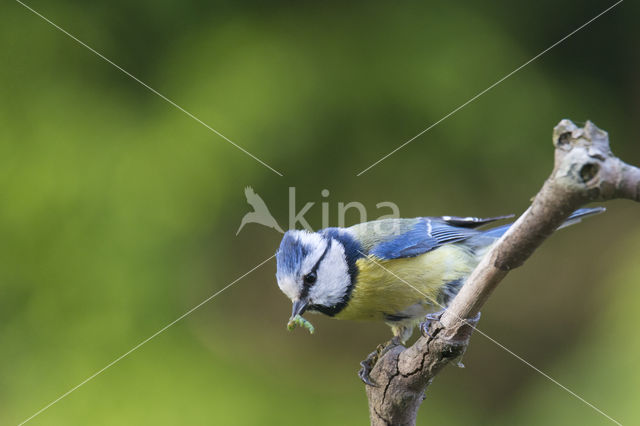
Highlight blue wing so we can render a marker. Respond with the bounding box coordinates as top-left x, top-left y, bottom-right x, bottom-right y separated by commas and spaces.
369, 218, 486, 260
367, 209, 602, 260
